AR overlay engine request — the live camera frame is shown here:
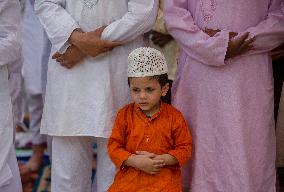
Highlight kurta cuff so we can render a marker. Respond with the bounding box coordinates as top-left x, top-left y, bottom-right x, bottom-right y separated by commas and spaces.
112, 150, 132, 169
168, 149, 190, 167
